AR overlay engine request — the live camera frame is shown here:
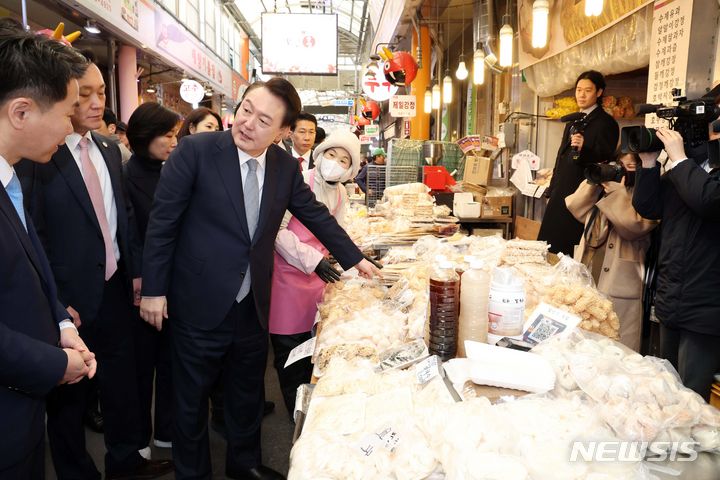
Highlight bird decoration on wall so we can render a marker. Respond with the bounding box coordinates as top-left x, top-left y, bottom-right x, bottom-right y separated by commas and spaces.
379, 47, 419, 87
36, 22, 81, 46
